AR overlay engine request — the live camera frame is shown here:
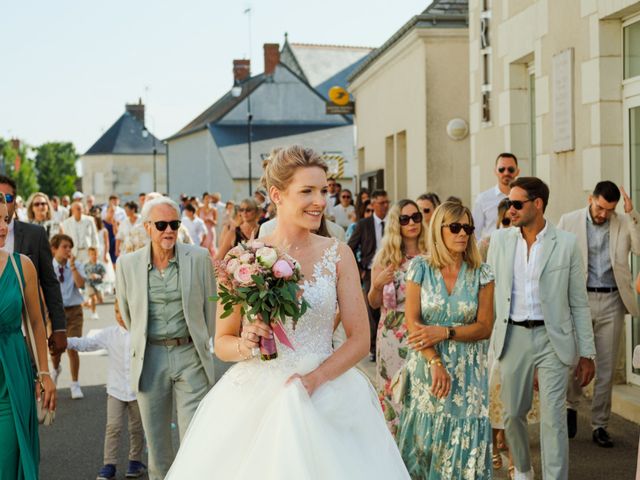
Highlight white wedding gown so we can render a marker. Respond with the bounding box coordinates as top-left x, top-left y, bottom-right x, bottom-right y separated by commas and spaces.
166, 241, 410, 479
